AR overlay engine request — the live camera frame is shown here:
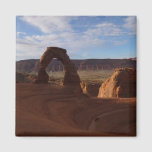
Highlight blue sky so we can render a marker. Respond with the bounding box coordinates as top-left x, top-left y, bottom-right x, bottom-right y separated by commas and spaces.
16, 16, 136, 60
